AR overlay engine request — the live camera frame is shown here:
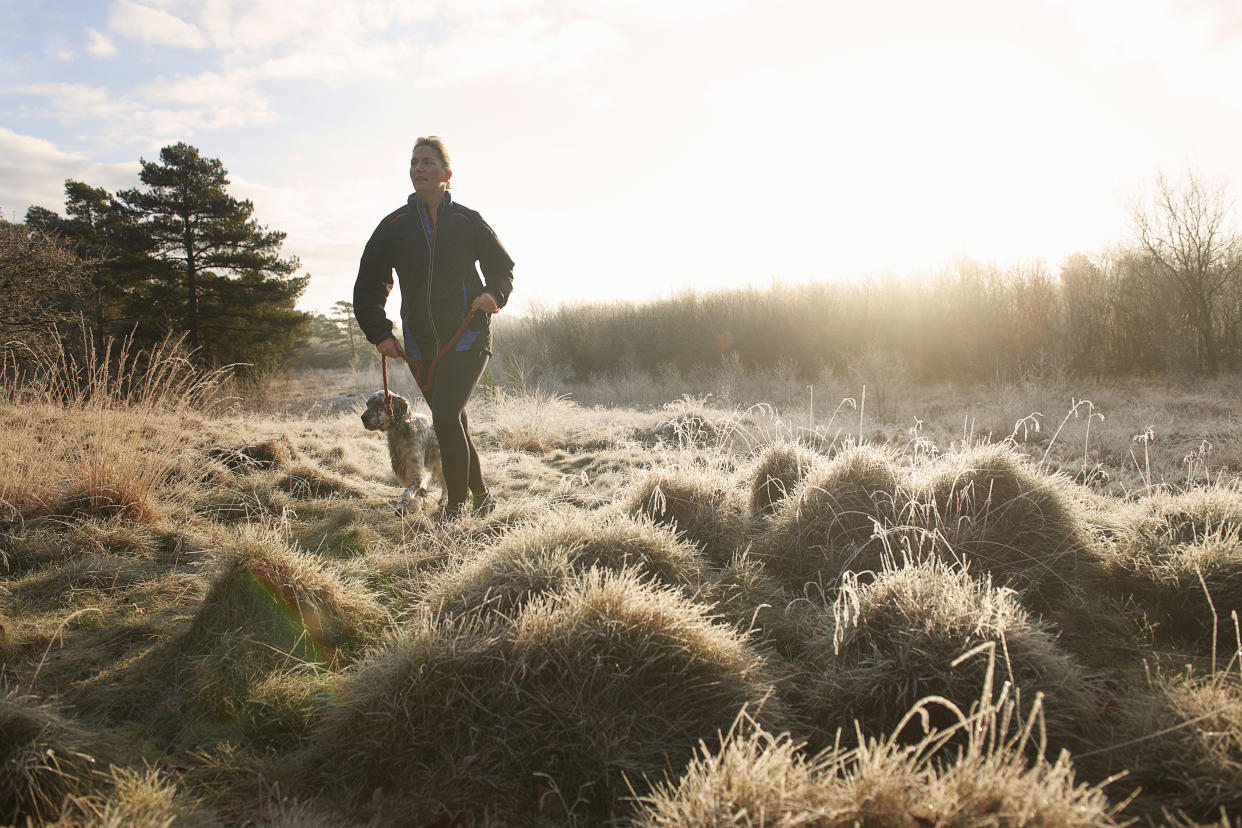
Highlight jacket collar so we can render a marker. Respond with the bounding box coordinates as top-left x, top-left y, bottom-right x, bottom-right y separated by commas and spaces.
407, 190, 452, 212
408, 191, 451, 245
